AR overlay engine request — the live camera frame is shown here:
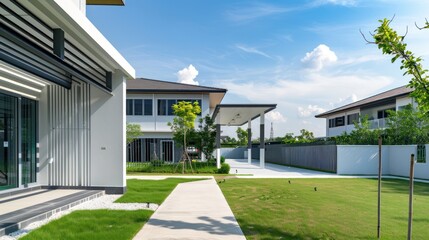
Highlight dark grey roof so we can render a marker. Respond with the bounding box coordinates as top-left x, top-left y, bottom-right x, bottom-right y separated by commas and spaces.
127, 78, 227, 93
315, 85, 413, 118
